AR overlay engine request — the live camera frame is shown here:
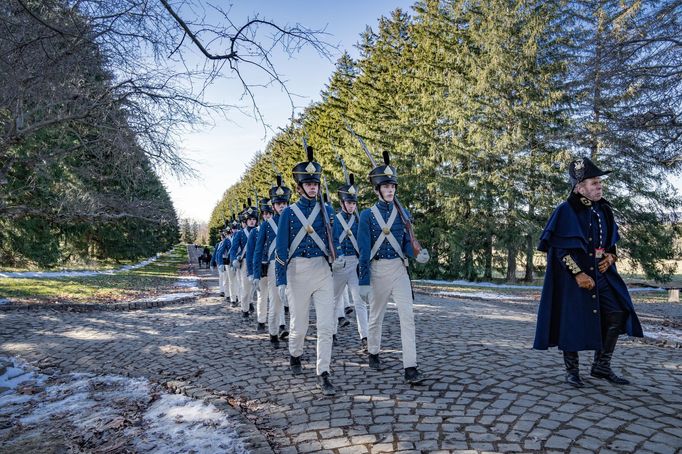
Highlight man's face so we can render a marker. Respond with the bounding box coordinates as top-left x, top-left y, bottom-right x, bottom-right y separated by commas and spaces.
379, 183, 396, 202
342, 201, 357, 214
578, 177, 603, 202
302, 182, 319, 198
274, 201, 288, 214
247, 218, 257, 227
262, 212, 272, 220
